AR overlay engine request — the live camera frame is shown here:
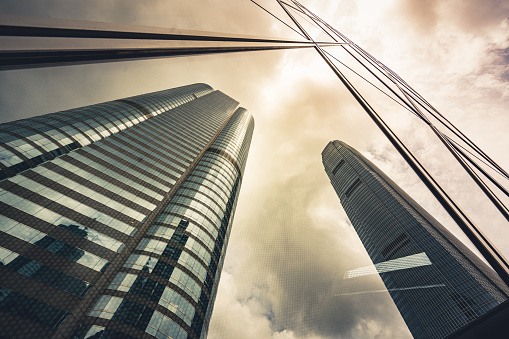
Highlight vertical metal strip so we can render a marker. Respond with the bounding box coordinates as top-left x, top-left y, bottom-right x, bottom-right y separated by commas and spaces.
280, 0, 509, 288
